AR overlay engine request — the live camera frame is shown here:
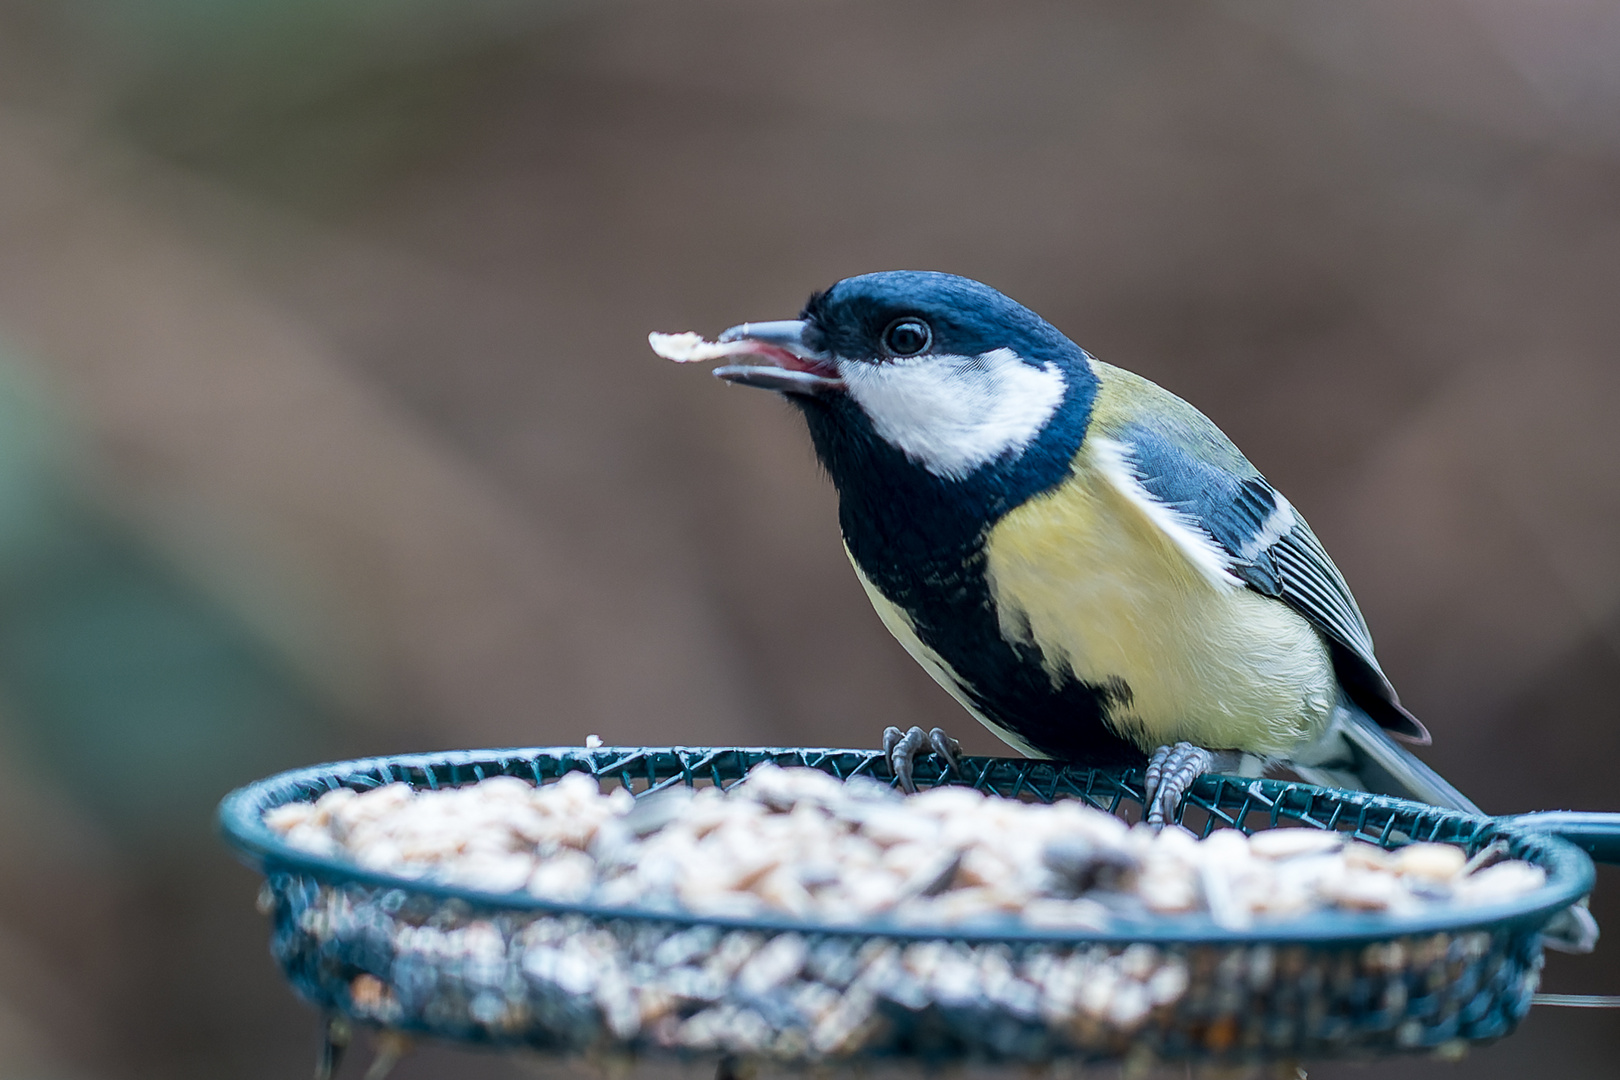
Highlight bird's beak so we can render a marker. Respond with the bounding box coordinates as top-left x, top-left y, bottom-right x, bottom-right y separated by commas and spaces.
713, 320, 843, 396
